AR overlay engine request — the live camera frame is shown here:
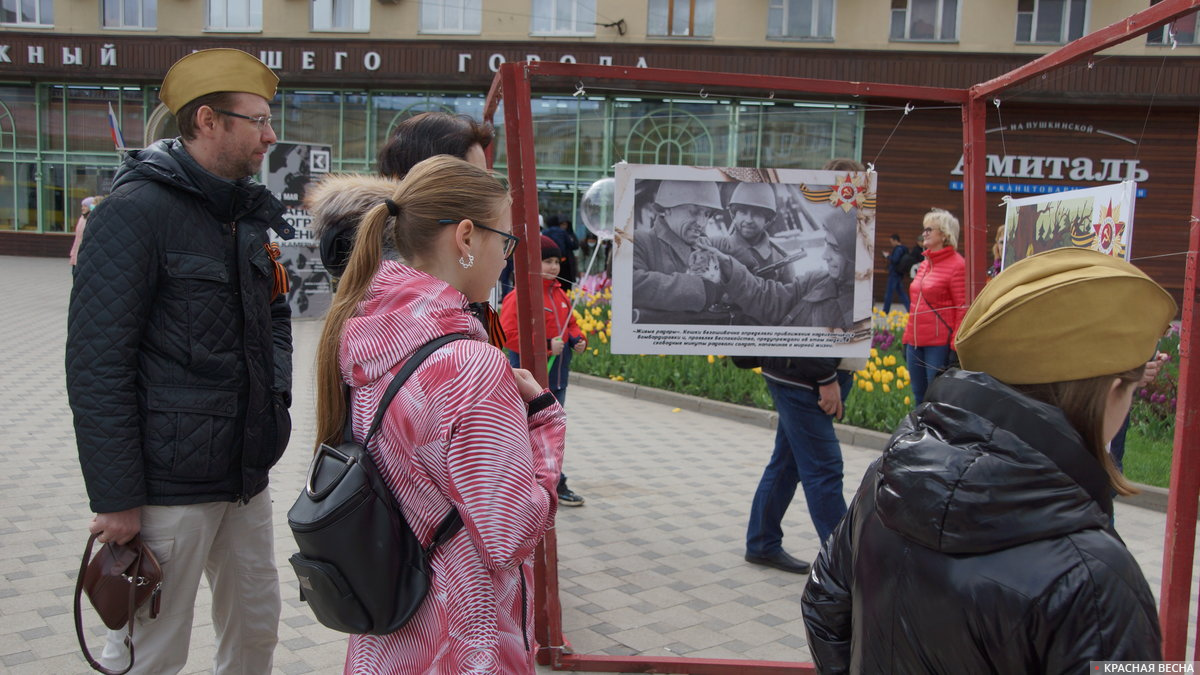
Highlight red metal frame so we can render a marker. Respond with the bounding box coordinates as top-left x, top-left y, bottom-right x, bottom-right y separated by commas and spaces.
1163, 110, 1200, 661
483, 1, 1200, 668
